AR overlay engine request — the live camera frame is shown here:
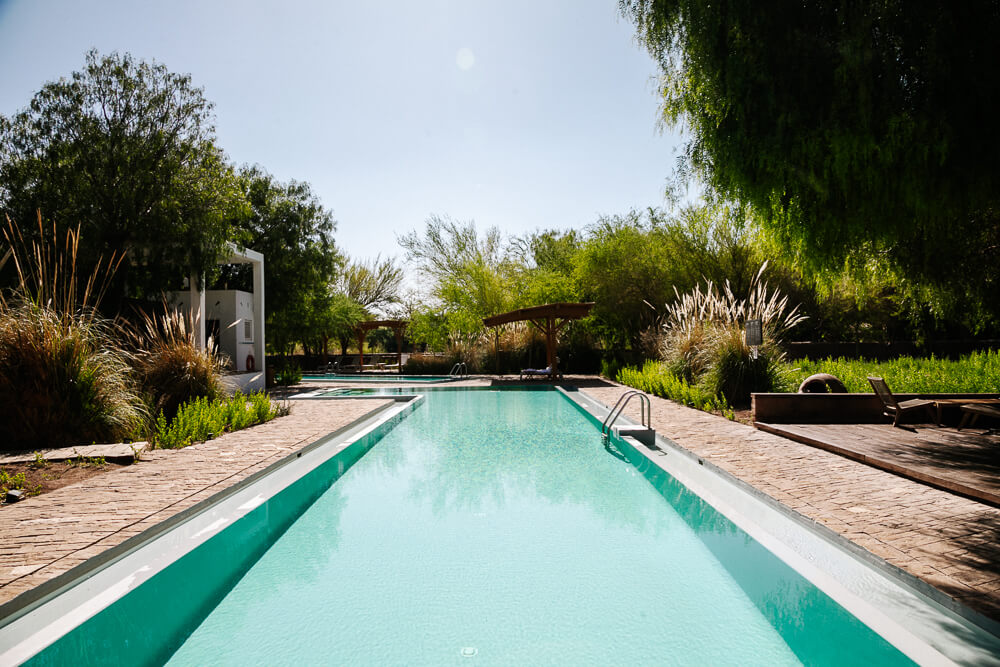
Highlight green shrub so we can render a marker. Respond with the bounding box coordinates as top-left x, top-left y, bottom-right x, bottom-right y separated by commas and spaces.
617, 361, 733, 417
1, 469, 30, 495
132, 309, 225, 423
273, 359, 302, 386
698, 323, 793, 405
152, 390, 286, 449
403, 353, 458, 374
600, 357, 623, 380
657, 262, 805, 406
787, 351, 1000, 393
